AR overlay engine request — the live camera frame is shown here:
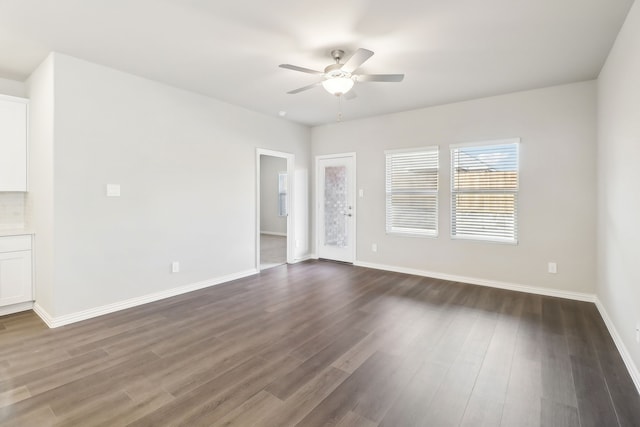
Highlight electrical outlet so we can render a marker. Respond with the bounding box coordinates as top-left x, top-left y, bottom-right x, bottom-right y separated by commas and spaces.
171, 261, 180, 273
548, 262, 557, 274
106, 184, 121, 197
371, 243, 378, 253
